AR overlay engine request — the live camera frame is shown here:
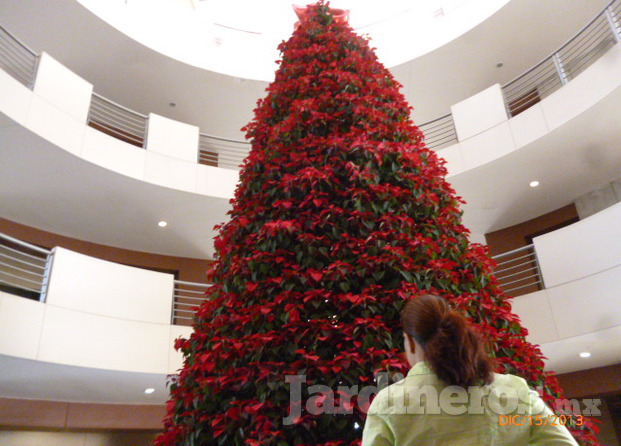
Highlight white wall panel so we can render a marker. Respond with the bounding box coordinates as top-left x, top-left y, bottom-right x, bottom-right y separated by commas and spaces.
45, 247, 173, 324
0, 70, 33, 126
437, 143, 464, 178
535, 201, 621, 287
82, 127, 146, 181
33, 53, 92, 122
461, 121, 514, 171
38, 305, 169, 373
510, 290, 559, 345
0, 292, 45, 359
26, 95, 85, 156
545, 264, 621, 340
144, 151, 198, 193
451, 84, 508, 141
146, 113, 199, 162
196, 164, 239, 199
168, 326, 192, 374
508, 103, 549, 148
